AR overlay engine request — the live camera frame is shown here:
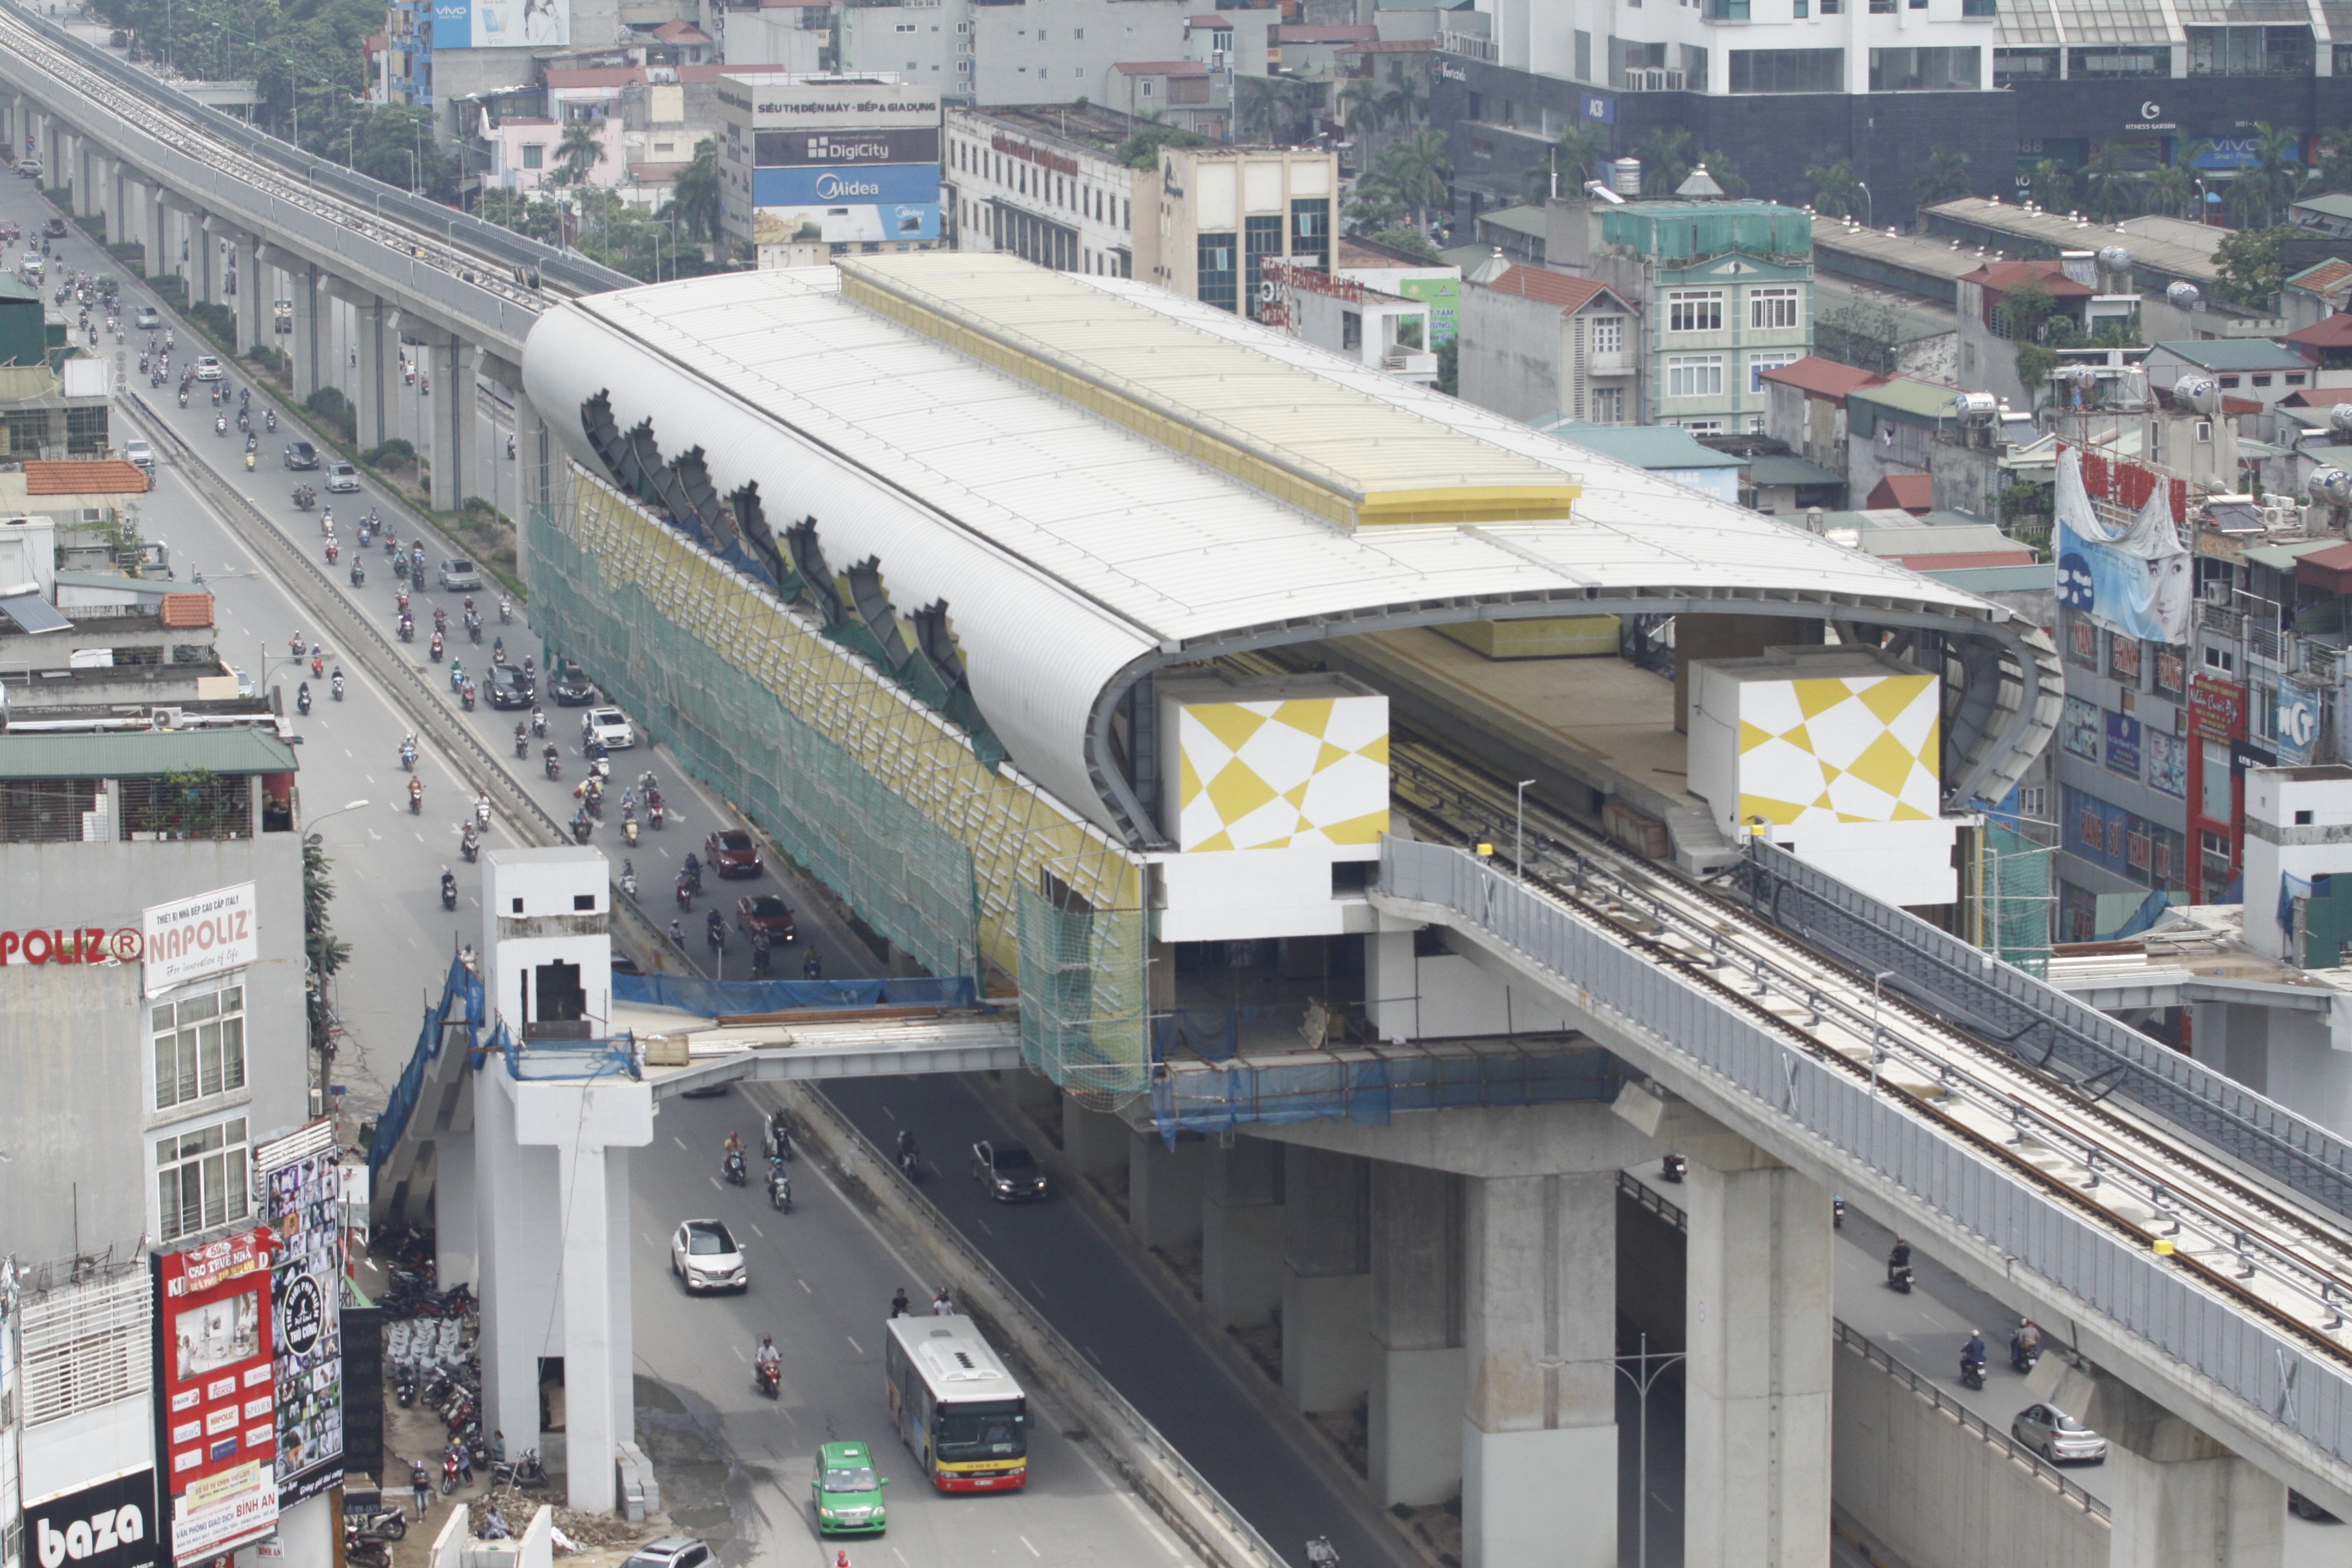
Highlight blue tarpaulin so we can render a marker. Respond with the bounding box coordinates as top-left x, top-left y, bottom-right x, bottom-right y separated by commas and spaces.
614, 971, 979, 1017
